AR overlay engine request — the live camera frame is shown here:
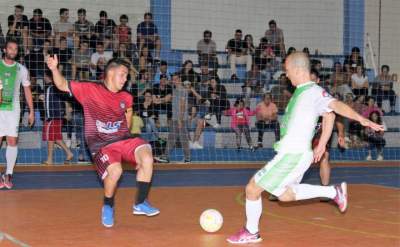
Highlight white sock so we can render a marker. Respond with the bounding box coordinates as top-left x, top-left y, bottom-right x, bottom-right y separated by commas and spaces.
291, 184, 336, 201
245, 198, 262, 234
6, 146, 18, 175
